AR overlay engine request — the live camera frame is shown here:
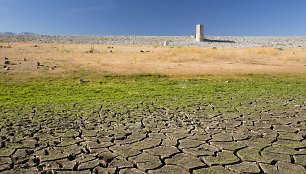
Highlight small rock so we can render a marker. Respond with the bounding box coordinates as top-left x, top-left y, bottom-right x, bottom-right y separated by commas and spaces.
164, 41, 169, 46
4, 60, 10, 65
